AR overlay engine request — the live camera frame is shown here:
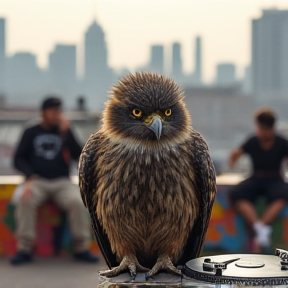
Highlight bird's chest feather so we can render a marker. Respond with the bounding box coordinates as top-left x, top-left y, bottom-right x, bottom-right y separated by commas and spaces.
95, 142, 198, 227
